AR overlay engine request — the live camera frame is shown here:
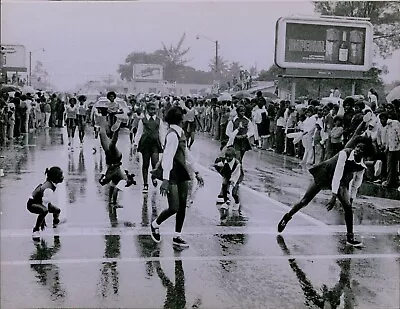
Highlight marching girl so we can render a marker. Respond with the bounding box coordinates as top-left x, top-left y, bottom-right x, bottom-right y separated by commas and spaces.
134, 102, 166, 193
183, 99, 200, 150
65, 97, 78, 151
77, 95, 88, 148
27, 166, 64, 239
150, 106, 204, 248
